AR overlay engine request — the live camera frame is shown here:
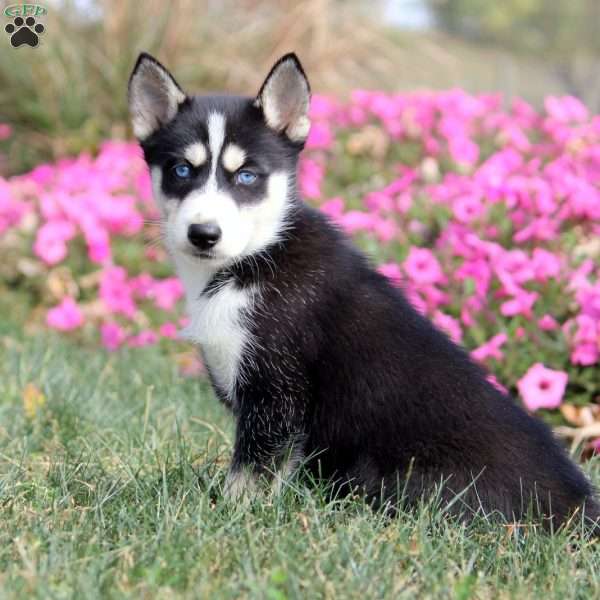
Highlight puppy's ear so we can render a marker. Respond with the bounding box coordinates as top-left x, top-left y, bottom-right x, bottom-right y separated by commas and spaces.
128, 52, 187, 140
255, 53, 311, 144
